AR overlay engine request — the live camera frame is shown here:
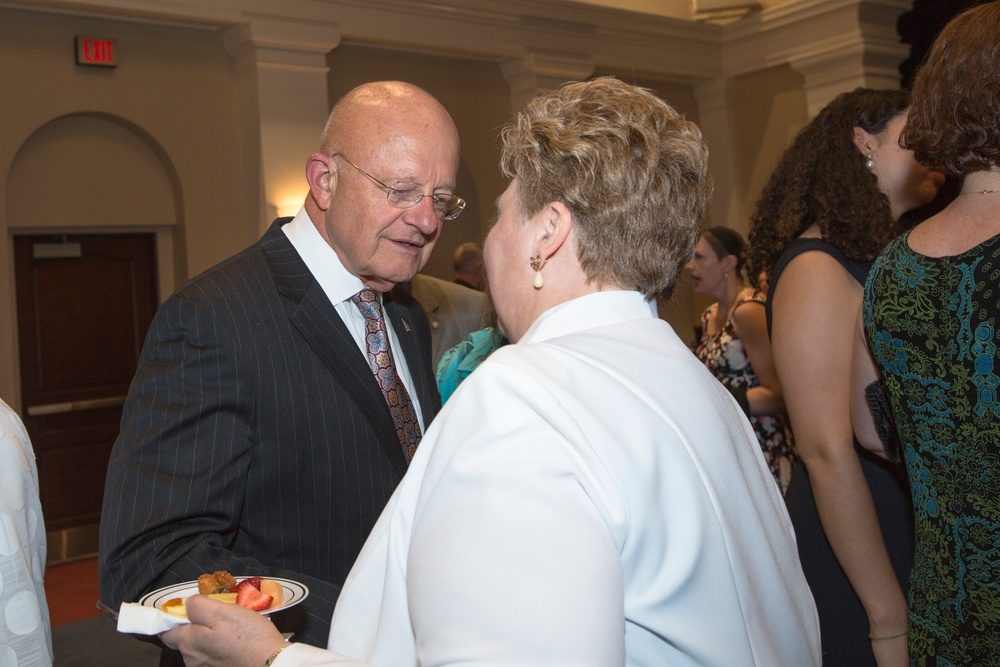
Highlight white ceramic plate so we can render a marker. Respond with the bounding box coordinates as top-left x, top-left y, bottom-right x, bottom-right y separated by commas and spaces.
137, 577, 309, 615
